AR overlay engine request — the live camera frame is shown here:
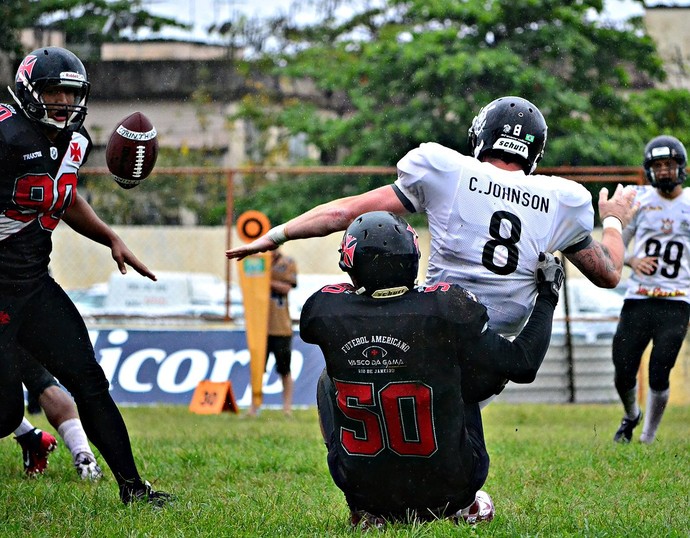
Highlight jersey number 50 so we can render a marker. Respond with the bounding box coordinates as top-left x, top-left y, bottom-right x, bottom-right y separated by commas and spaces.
334, 379, 438, 457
